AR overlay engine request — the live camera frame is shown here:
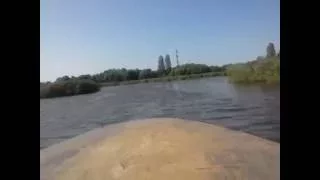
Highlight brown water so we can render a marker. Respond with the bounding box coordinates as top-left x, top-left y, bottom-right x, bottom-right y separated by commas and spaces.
40, 77, 280, 149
